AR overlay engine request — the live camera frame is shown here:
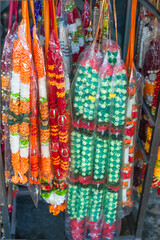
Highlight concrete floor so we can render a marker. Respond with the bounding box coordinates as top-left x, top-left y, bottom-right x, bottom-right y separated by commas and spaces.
14, 188, 160, 240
